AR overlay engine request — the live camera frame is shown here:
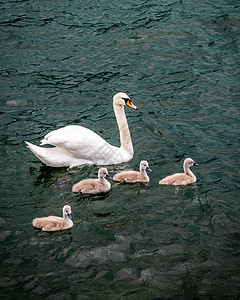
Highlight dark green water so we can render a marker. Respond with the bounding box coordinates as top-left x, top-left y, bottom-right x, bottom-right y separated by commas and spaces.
1, 0, 240, 299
